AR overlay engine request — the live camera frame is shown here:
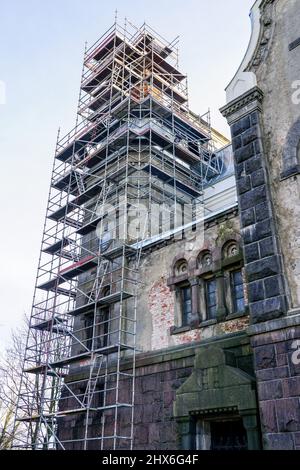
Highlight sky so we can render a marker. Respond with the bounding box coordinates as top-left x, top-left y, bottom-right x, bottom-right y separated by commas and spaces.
0, 0, 254, 351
